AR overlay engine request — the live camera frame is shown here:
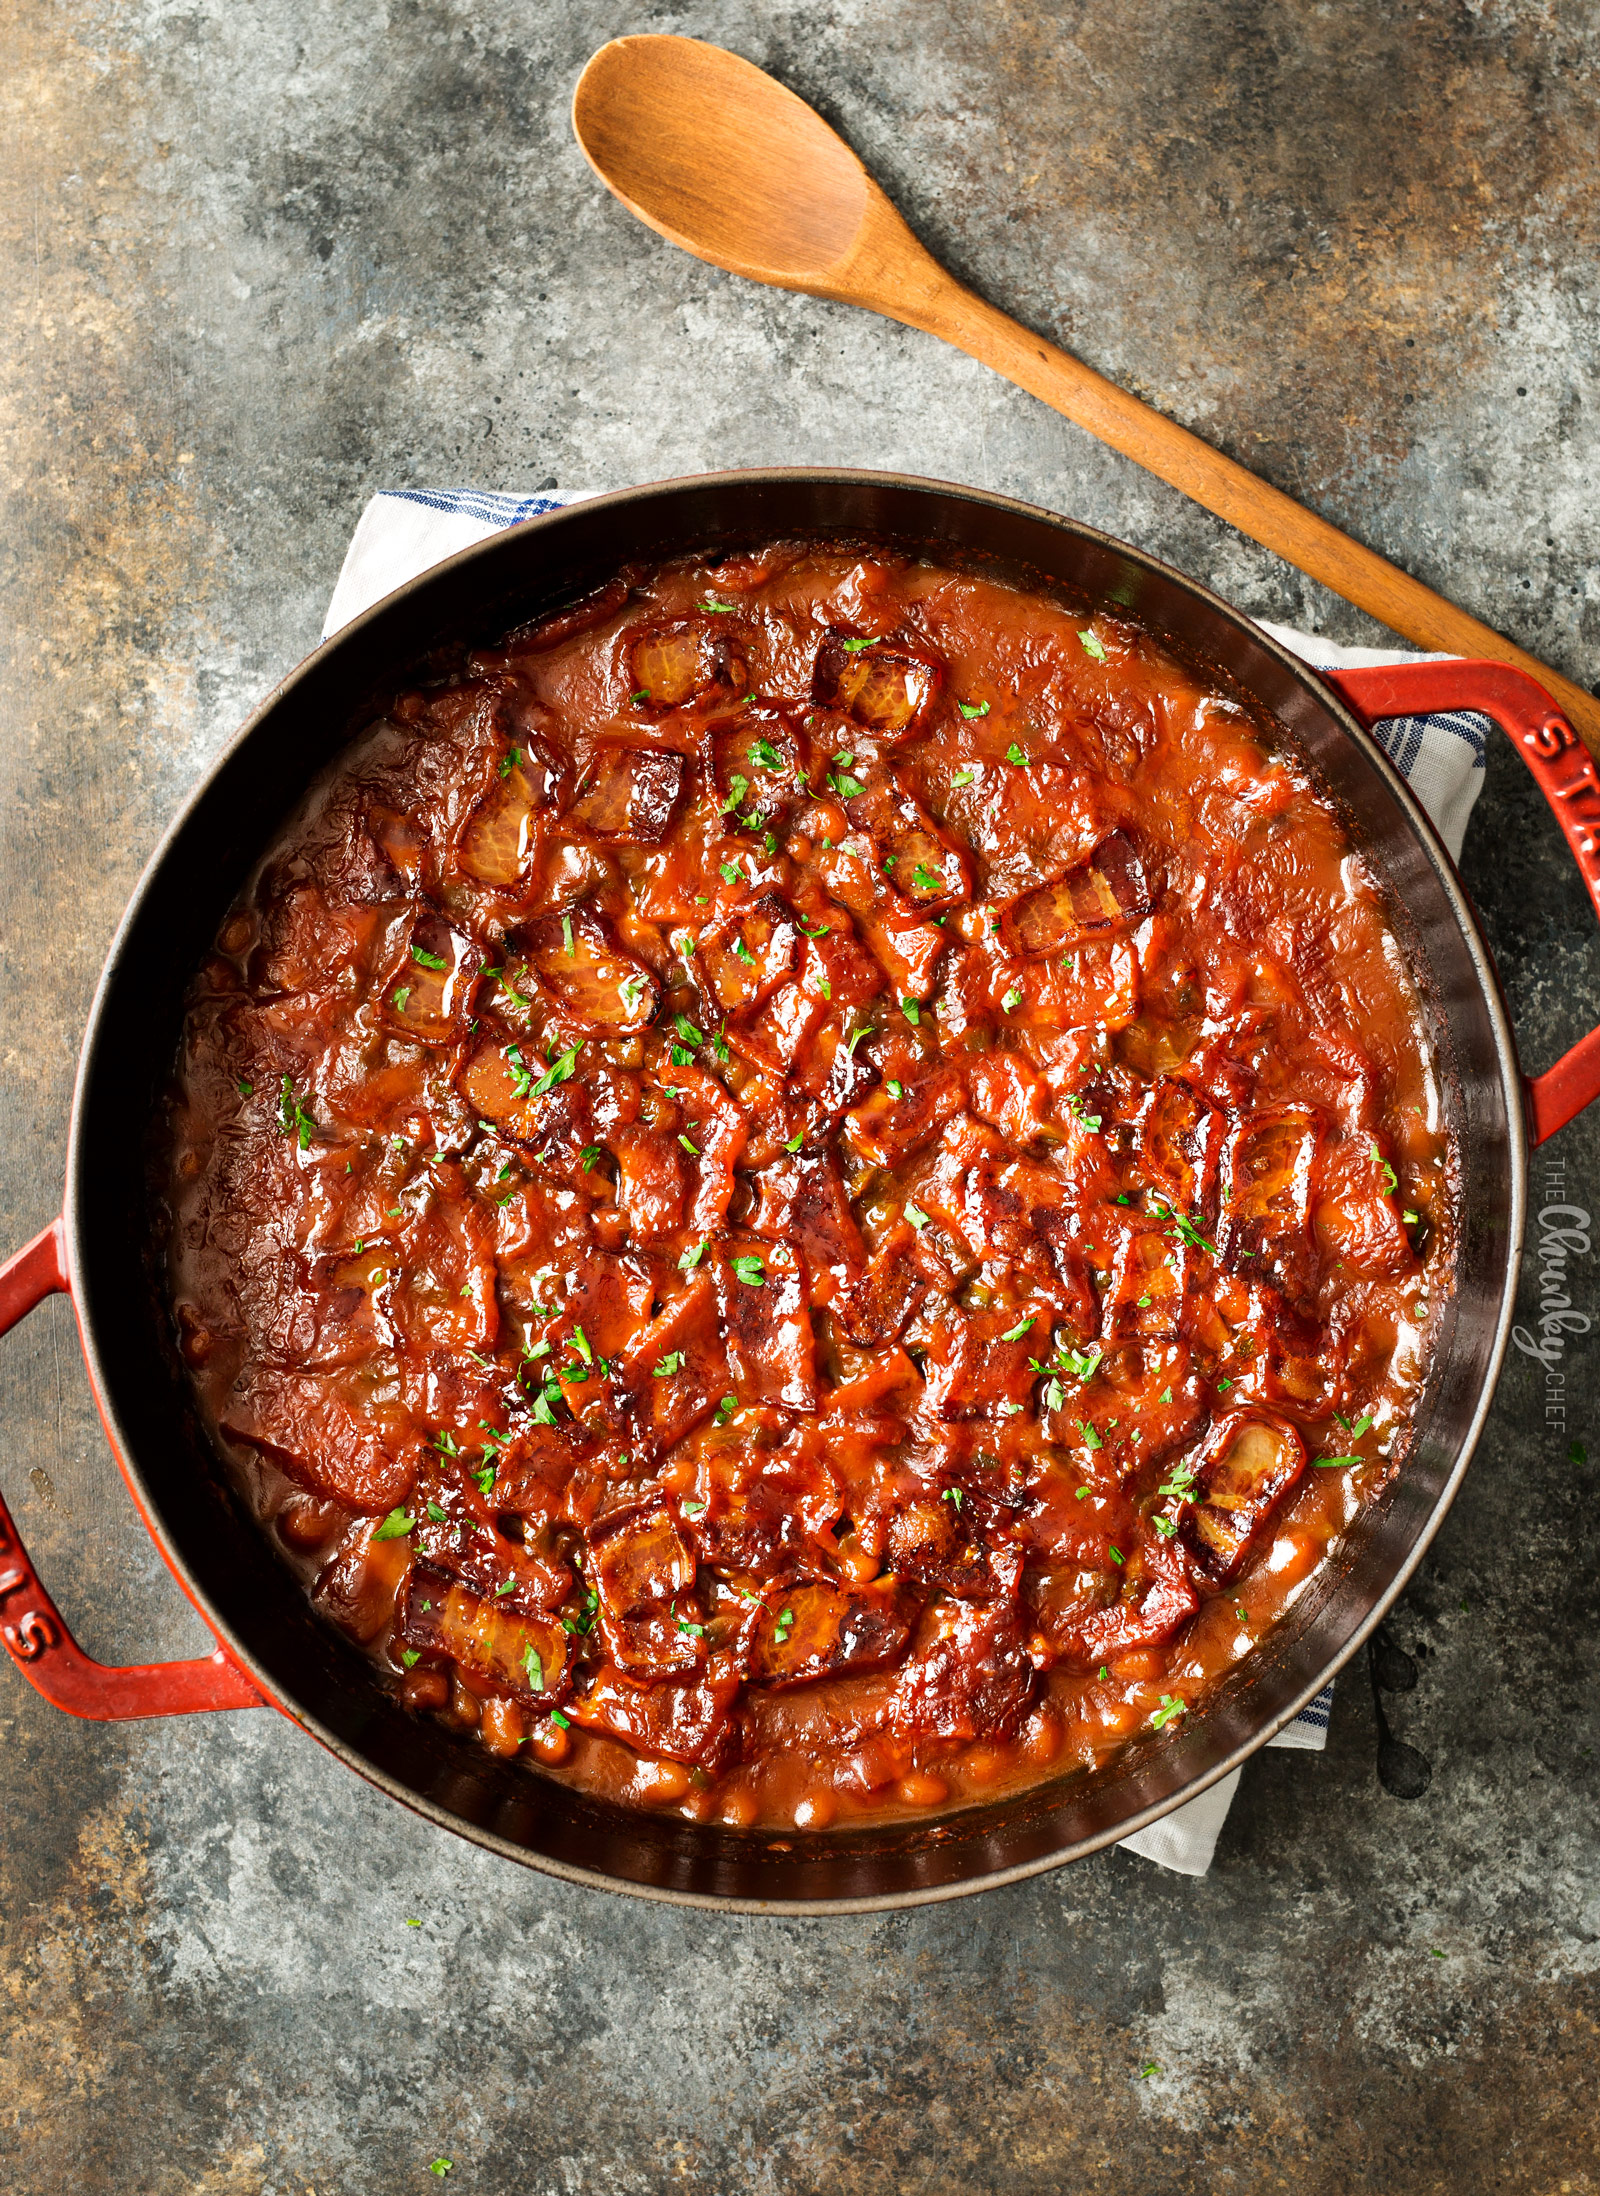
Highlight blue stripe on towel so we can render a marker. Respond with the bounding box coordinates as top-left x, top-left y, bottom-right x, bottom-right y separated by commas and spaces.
384, 486, 569, 528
